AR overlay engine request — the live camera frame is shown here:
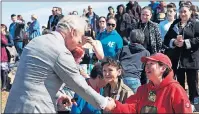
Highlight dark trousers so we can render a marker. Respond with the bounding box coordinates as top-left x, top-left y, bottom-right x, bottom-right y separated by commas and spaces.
176, 68, 199, 103
1, 70, 8, 89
